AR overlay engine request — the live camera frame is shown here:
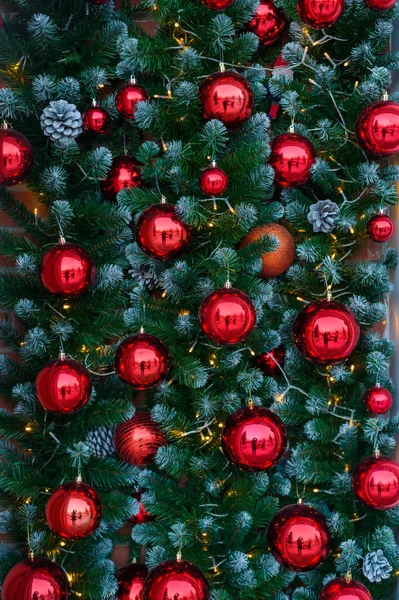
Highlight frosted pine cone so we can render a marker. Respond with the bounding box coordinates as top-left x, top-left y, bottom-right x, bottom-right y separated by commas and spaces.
363, 549, 392, 583
307, 199, 340, 233
40, 100, 82, 142
86, 426, 115, 457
